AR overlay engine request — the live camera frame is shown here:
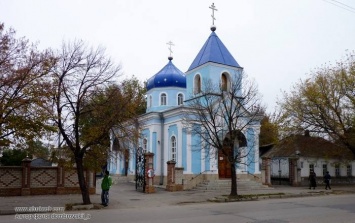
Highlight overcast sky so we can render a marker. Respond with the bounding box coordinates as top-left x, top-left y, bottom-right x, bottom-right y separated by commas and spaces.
1, 0, 355, 112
